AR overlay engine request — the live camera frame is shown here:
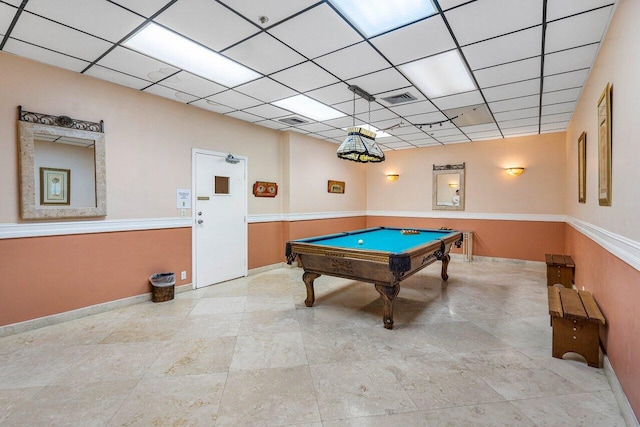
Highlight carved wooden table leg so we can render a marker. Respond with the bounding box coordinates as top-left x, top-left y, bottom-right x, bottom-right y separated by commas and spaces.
440, 254, 450, 281
302, 272, 320, 307
375, 284, 400, 329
